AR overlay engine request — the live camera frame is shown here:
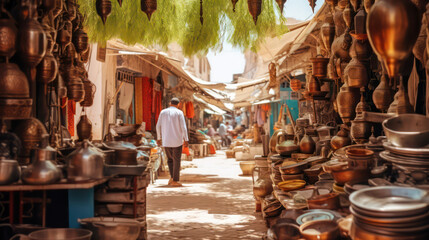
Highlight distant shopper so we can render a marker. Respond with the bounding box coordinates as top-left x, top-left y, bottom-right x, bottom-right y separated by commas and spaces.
218, 122, 229, 147
156, 97, 189, 187
207, 124, 216, 137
